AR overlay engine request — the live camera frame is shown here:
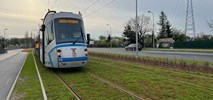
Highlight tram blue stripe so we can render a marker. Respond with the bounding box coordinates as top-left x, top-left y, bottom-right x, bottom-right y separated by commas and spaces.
58, 57, 88, 62
48, 43, 87, 67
